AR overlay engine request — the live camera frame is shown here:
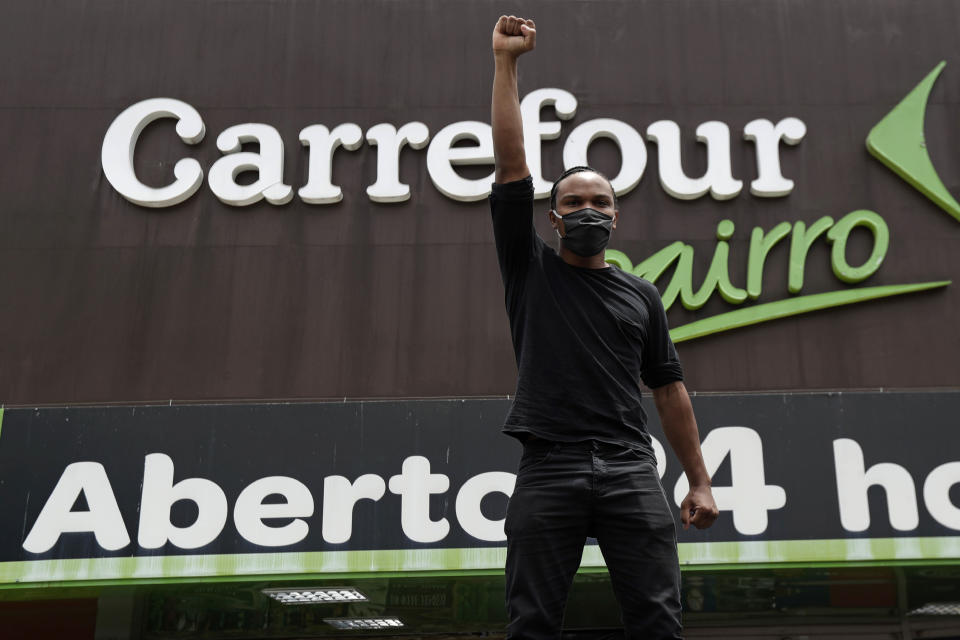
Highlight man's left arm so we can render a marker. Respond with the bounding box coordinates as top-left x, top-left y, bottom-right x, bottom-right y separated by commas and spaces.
652, 381, 719, 530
